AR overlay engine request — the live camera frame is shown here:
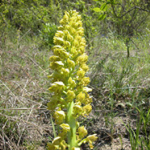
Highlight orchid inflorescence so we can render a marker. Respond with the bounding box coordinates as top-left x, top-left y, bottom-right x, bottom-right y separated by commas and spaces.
47, 10, 97, 150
